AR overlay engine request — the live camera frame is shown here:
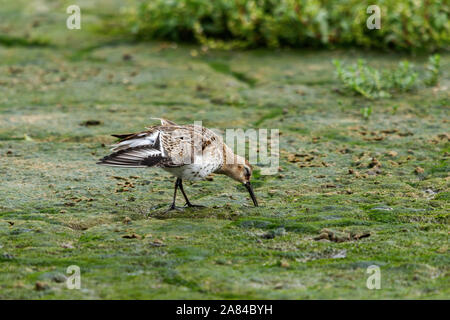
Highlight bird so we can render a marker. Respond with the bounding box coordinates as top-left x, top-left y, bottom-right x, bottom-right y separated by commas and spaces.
97, 118, 258, 210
